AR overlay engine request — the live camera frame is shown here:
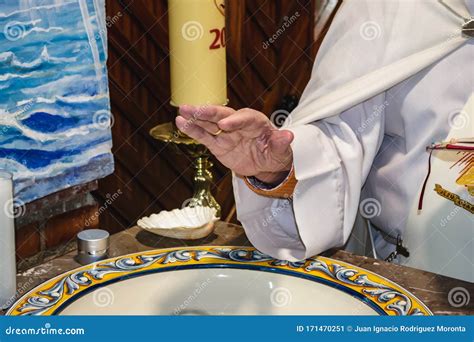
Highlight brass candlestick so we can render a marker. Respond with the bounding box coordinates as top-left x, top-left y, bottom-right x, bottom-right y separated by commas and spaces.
154, 0, 226, 218
150, 122, 221, 217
